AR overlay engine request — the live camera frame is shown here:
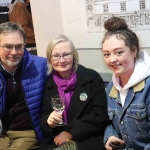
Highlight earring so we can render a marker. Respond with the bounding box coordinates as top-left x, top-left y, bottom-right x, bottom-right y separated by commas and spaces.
134, 57, 136, 62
